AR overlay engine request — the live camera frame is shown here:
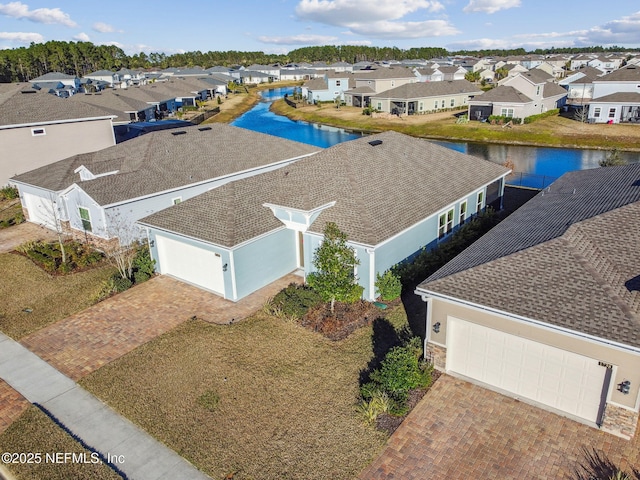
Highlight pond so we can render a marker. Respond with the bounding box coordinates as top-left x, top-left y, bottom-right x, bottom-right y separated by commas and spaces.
233, 87, 640, 188
231, 87, 362, 148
